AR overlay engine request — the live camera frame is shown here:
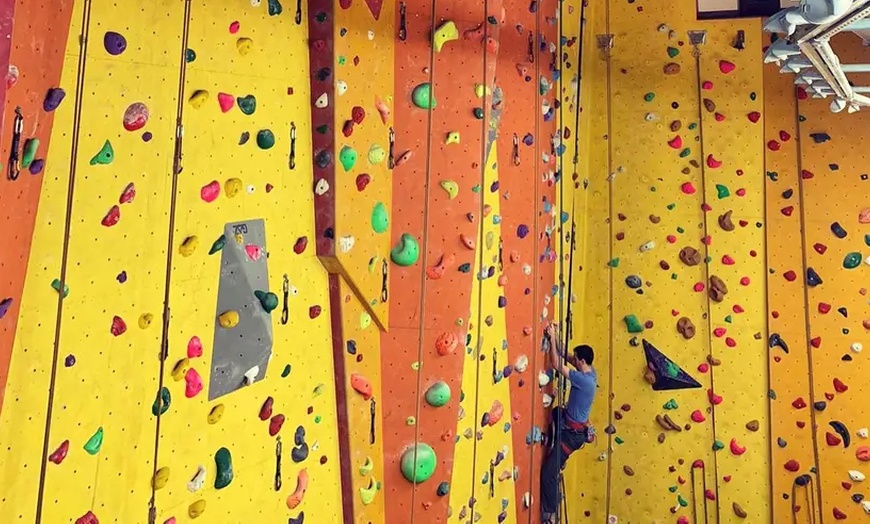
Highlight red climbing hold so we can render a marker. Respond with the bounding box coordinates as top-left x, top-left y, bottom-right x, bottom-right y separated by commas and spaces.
833, 378, 848, 393
698, 363, 709, 373
714, 113, 725, 122
826, 432, 843, 446
680, 181, 695, 194
767, 140, 781, 151
739, 277, 750, 285
668, 136, 683, 149
706, 154, 722, 168
691, 410, 706, 423
702, 80, 714, 90
725, 337, 736, 347
269, 414, 285, 436
692, 460, 704, 468
435, 332, 459, 356
784, 459, 800, 472
733, 305, 744, 313
110, 316, 127, 336
796, 86, 808, 99
119, 183, 136, 204
747, 111, 761, 123
779, 130, 791, 141
818, 302, 831, 314
49, 440, 70, 464
364, 0, 384, 20
704, 489, 716, 501
730, 438, 746, 455
101, 206, 120, 227
309, 305, 322, 319
293, 236, 308, 254
719, 60, 736, 74
813, 243, 827, 254
721, 255, 735, 265
713, 327, 726, 337
677, 517, 689, 524
351, 106, 366, 124
810, 337, 821, 348
341, 120, 354, 137
260, 397, 274, 420
707, 389, 723, 405
356, 174, 371, 191
781, 206, 794, 216
75, 512, 99, 524
792, 397, 807, 409
783, 270, 797, 282
833, 508, 847, 520
801, 169, 814, 179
